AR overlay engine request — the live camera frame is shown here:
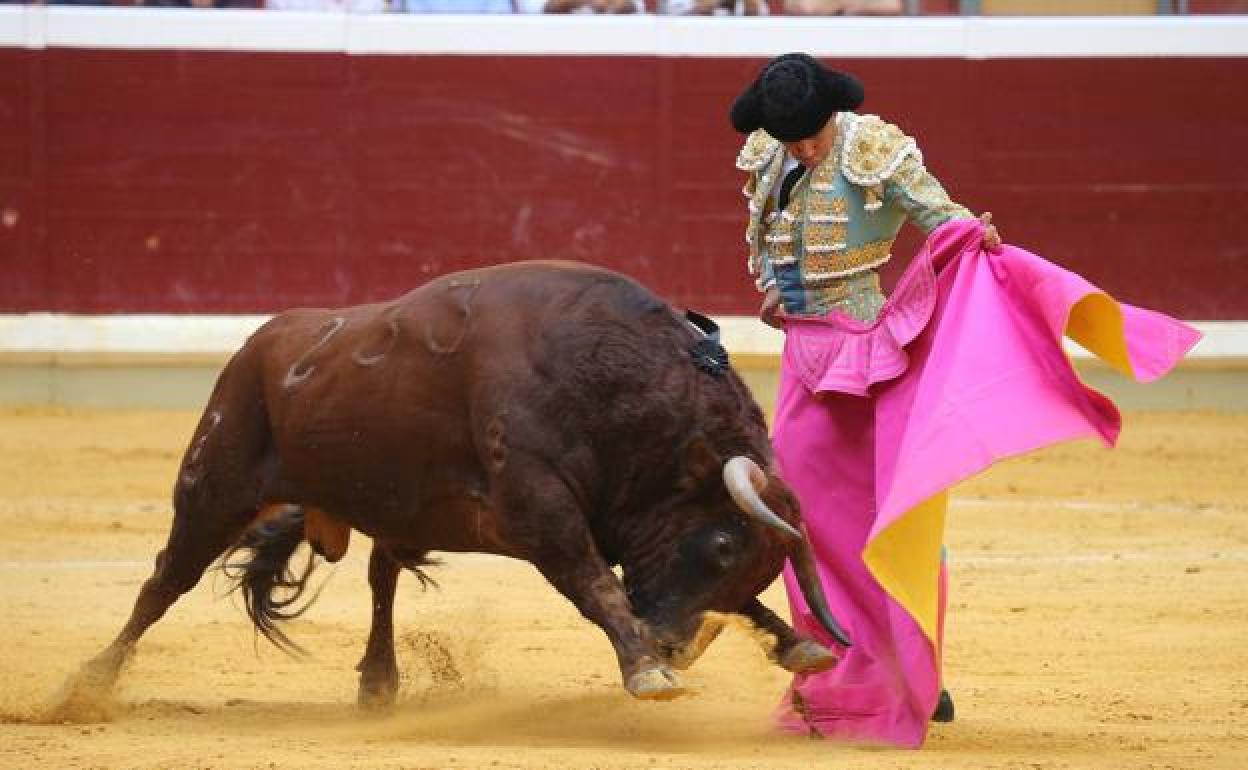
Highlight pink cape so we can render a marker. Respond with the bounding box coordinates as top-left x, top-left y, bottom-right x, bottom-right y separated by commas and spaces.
771, 219, 1200, 747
